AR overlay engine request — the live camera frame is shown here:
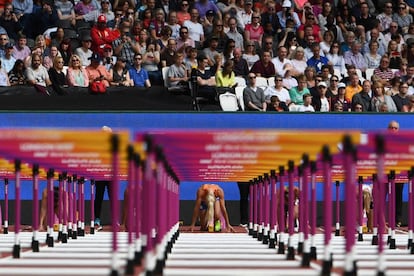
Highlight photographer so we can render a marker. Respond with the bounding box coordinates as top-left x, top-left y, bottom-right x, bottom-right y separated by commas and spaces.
111, 58, 133, 87
0, 3, 22, 41
113, 21, 140, 68
277, 0, 301, 30
102, 45, 116, 72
